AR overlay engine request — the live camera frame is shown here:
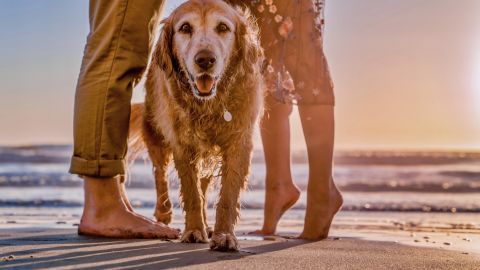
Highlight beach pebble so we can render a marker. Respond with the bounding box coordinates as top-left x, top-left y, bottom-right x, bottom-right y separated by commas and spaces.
461, 252, 469, 255
333, 237, 341, 241
56, 221, 67, 224
462, 238, 471, 242
443, 242, 452, 246
6, 221, 16, 224
414, 239, 420, 243
423, 236, 430, 240
263, 236, 276, 241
